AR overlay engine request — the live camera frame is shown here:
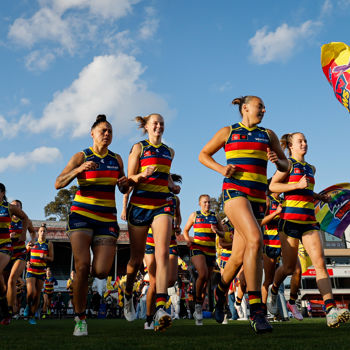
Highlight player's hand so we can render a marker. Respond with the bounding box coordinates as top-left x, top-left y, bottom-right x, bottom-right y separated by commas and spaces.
78, 161, 98, 173
297, 175, 309, 189
275, 204, 283, 214
221, 164, 236, 178
117, 176, 129, 188
140, 166, 156, 179
171, 185, 181, 194
319, 194, 331, 203
267, 147, 279, 164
